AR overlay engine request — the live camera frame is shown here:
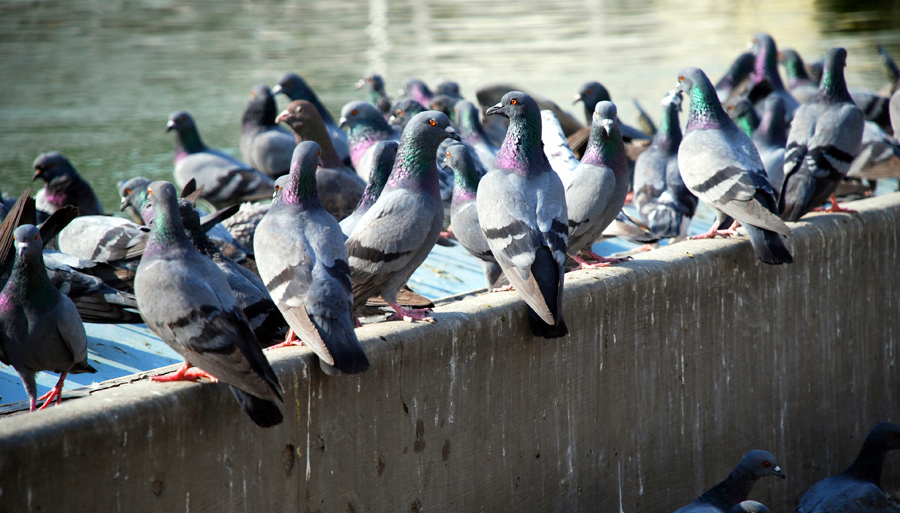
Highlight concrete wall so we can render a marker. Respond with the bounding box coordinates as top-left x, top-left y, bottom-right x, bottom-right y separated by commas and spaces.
1, 193, 899, 513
